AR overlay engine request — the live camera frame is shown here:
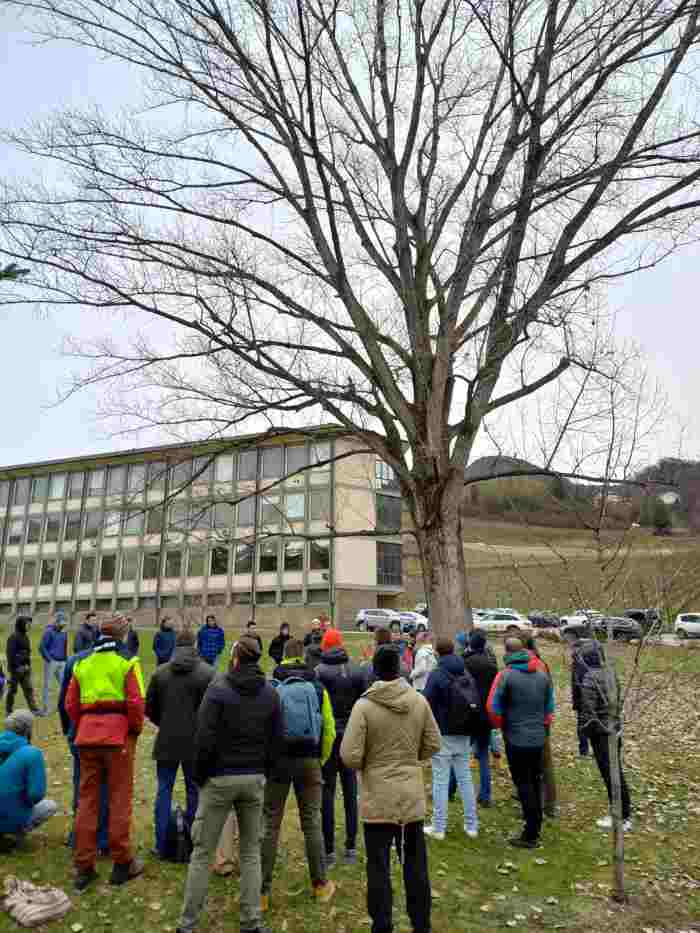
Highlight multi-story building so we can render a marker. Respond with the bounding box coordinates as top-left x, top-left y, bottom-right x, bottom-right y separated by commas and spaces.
0, 427, 404, 629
